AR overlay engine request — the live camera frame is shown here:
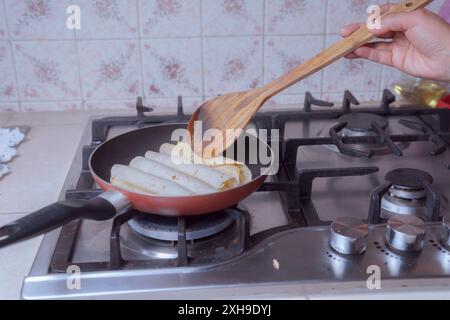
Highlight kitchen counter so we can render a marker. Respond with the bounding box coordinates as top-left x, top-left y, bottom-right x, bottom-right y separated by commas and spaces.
0, 110, 134, 299
0, 108, 450, 300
